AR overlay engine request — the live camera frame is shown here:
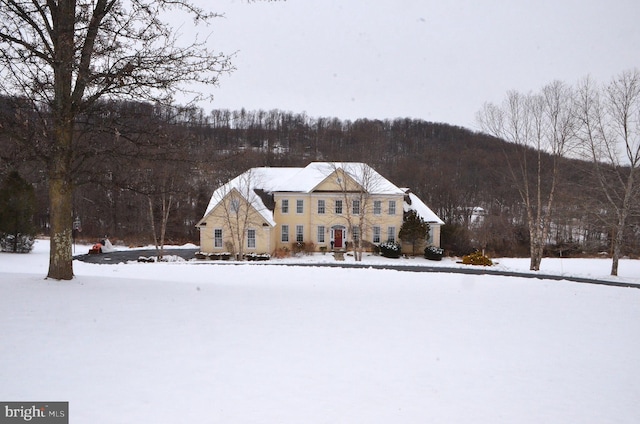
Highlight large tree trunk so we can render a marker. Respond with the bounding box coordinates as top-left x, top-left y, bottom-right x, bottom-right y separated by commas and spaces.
47, 174, 74, 280
529, 240, 543, 271
46, 1, 75, 280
